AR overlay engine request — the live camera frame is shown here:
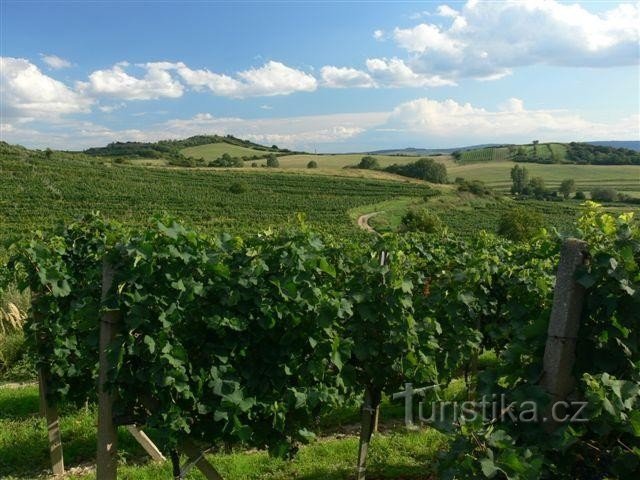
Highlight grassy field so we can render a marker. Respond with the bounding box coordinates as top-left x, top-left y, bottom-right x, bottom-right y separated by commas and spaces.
252, 153, 428, 169
180, 143, 275, 161
444, 159, 640, 195
0, 383, 450, 480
